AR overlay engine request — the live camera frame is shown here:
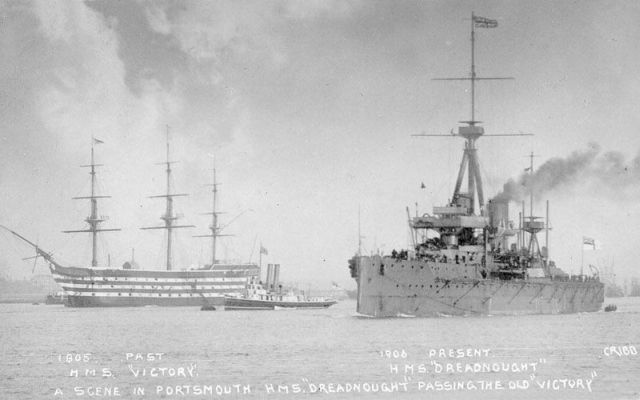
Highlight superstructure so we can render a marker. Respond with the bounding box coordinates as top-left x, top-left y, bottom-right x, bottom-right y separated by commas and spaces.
348, 14, 604, 317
